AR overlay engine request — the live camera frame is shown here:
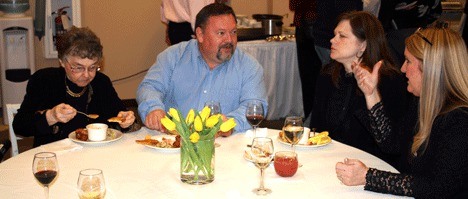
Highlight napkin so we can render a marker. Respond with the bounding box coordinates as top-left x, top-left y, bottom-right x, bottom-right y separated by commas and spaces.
40, 139, 83, 155
245, 128, 268, 138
